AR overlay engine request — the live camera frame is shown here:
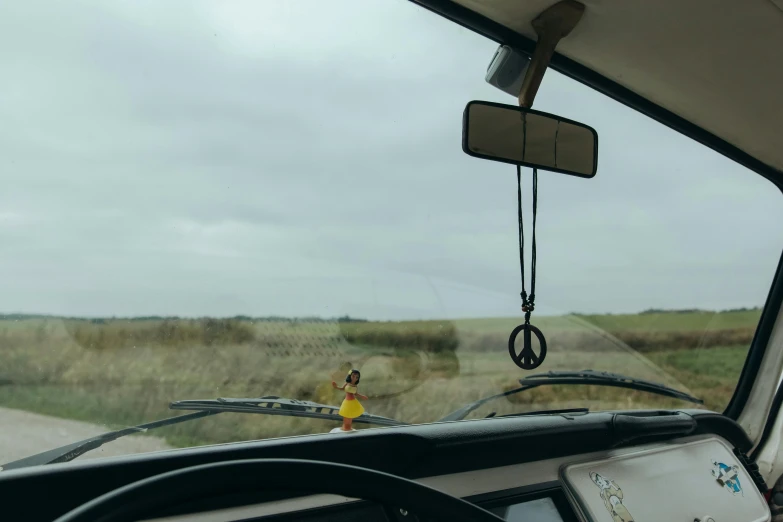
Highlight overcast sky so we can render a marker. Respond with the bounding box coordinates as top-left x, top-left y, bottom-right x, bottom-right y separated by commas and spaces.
1, 0, 782, 320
